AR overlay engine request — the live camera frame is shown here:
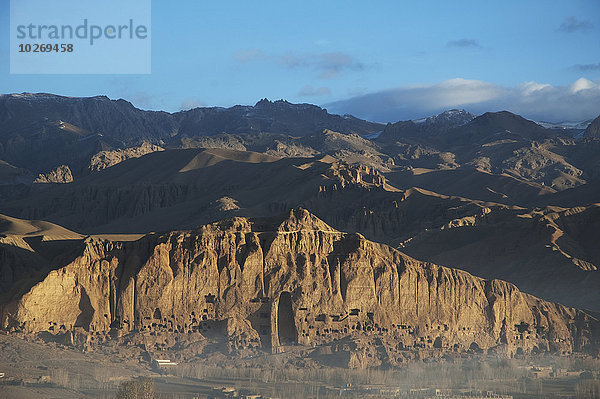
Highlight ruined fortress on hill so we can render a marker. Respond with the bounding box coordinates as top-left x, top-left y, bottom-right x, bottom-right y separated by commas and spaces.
1, 209, 599, 364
